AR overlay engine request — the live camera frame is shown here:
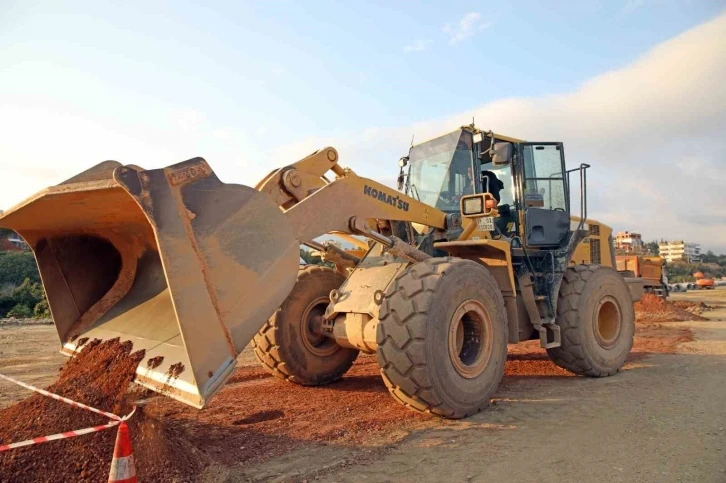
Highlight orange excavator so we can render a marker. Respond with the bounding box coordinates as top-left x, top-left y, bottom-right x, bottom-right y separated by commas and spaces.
694, 272, 715, 290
